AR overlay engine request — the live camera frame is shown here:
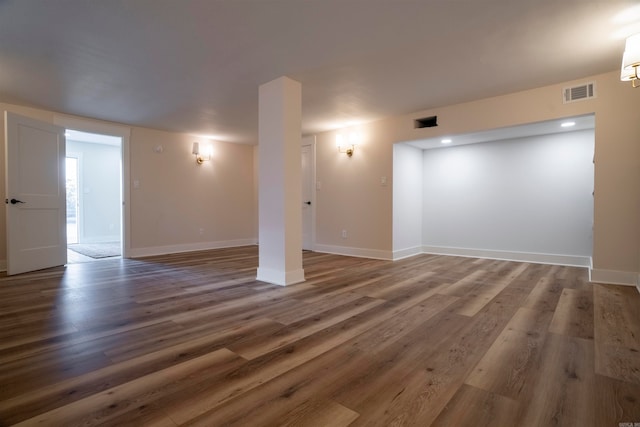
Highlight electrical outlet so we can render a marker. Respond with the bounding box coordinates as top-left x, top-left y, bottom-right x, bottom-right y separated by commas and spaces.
199, 228, 205, 235
341, 229, 348, 239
